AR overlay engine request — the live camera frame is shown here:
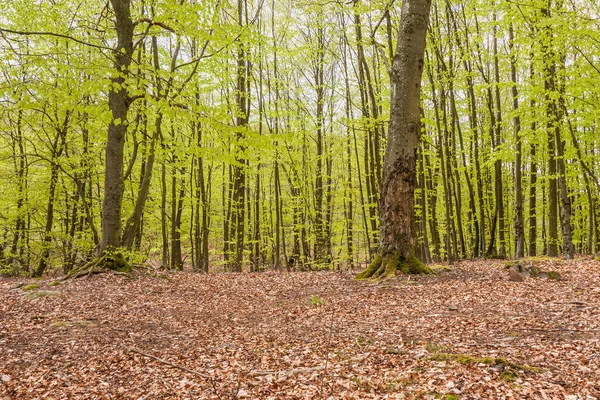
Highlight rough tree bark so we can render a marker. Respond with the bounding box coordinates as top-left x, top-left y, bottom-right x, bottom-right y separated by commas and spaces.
509, 24, 525, 259
99, 0, 134, 254
356, 0, 432, 280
